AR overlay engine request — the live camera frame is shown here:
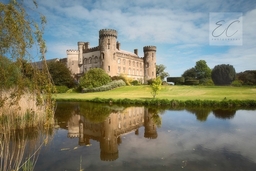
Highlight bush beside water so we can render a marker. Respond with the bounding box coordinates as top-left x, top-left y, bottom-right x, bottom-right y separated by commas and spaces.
56, 97, 256, 109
